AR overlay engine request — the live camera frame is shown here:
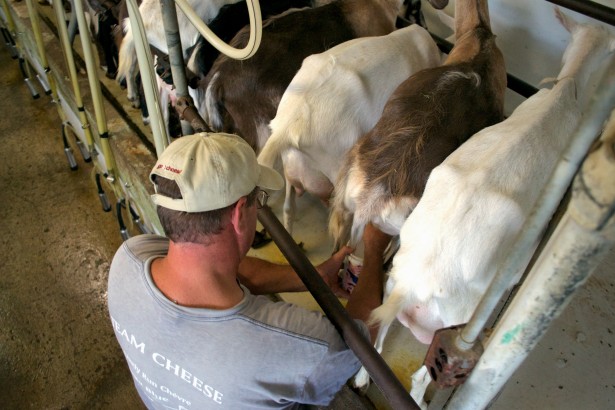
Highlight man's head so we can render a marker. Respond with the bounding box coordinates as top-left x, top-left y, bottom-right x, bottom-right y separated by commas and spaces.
150, 133, 283, 243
